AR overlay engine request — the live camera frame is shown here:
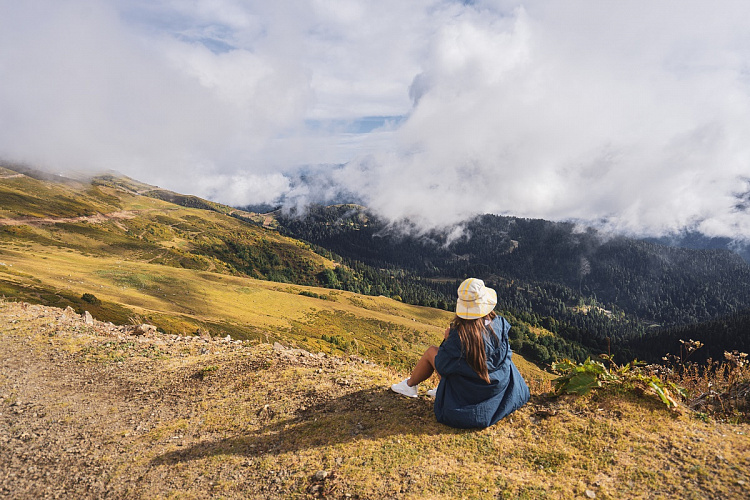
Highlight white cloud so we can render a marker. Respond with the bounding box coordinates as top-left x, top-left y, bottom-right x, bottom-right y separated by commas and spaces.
1, 0, 750, 240
343, 1, 750, 239
202, 172, 290, 206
